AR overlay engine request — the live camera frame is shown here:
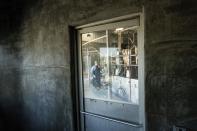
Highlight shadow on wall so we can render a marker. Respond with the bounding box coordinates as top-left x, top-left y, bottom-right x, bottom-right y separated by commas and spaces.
0, 69, 24, 131
0, 0, 38, 130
